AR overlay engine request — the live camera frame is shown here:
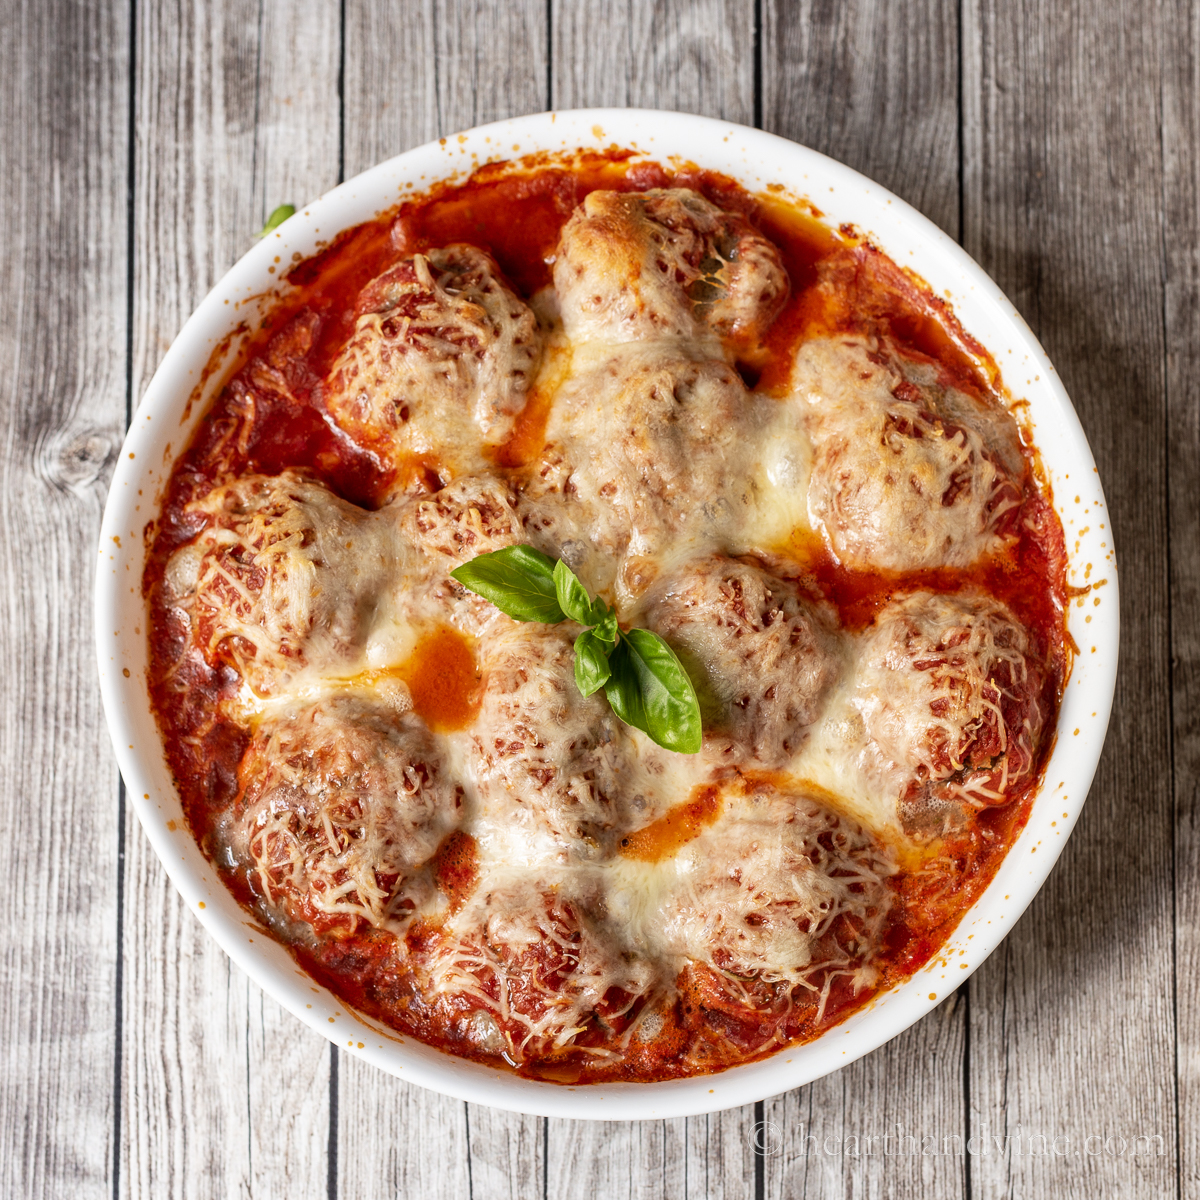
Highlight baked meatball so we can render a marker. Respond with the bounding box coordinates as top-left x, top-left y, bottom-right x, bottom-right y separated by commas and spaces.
166, 470, 401, 697
795, 335, 1023, 572
656, 787, 895, 1020
469, 624, 630, 855
853, 591, 1045, 806
228, 697, 463, 935
324, 245, 542, 491
395, 473, 525, 635
554, 188, 788, 349
425, 872, 657, 1064
538, 346, 761, 584
644, 556, 840, 766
